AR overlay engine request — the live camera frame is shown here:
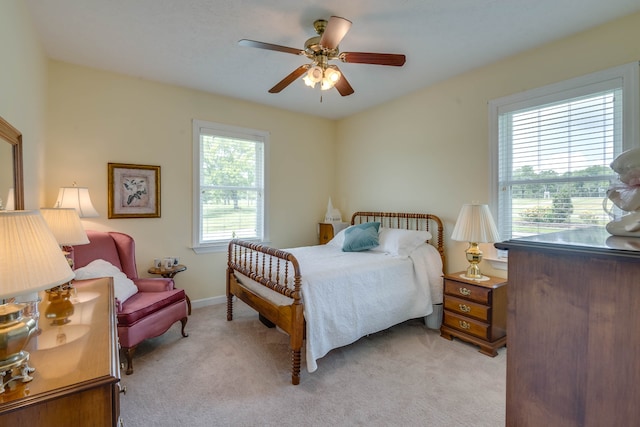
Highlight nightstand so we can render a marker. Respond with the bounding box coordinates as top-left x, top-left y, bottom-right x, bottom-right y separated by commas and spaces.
318, 222, 349, 244
440, 272, 507, 356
